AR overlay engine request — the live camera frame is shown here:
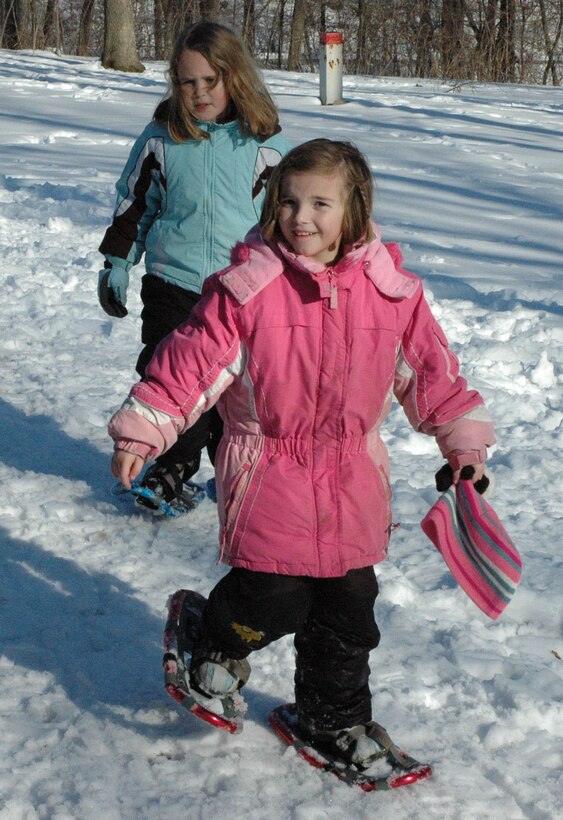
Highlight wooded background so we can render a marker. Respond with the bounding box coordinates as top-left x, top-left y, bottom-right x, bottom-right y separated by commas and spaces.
1, 0, 561, 84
